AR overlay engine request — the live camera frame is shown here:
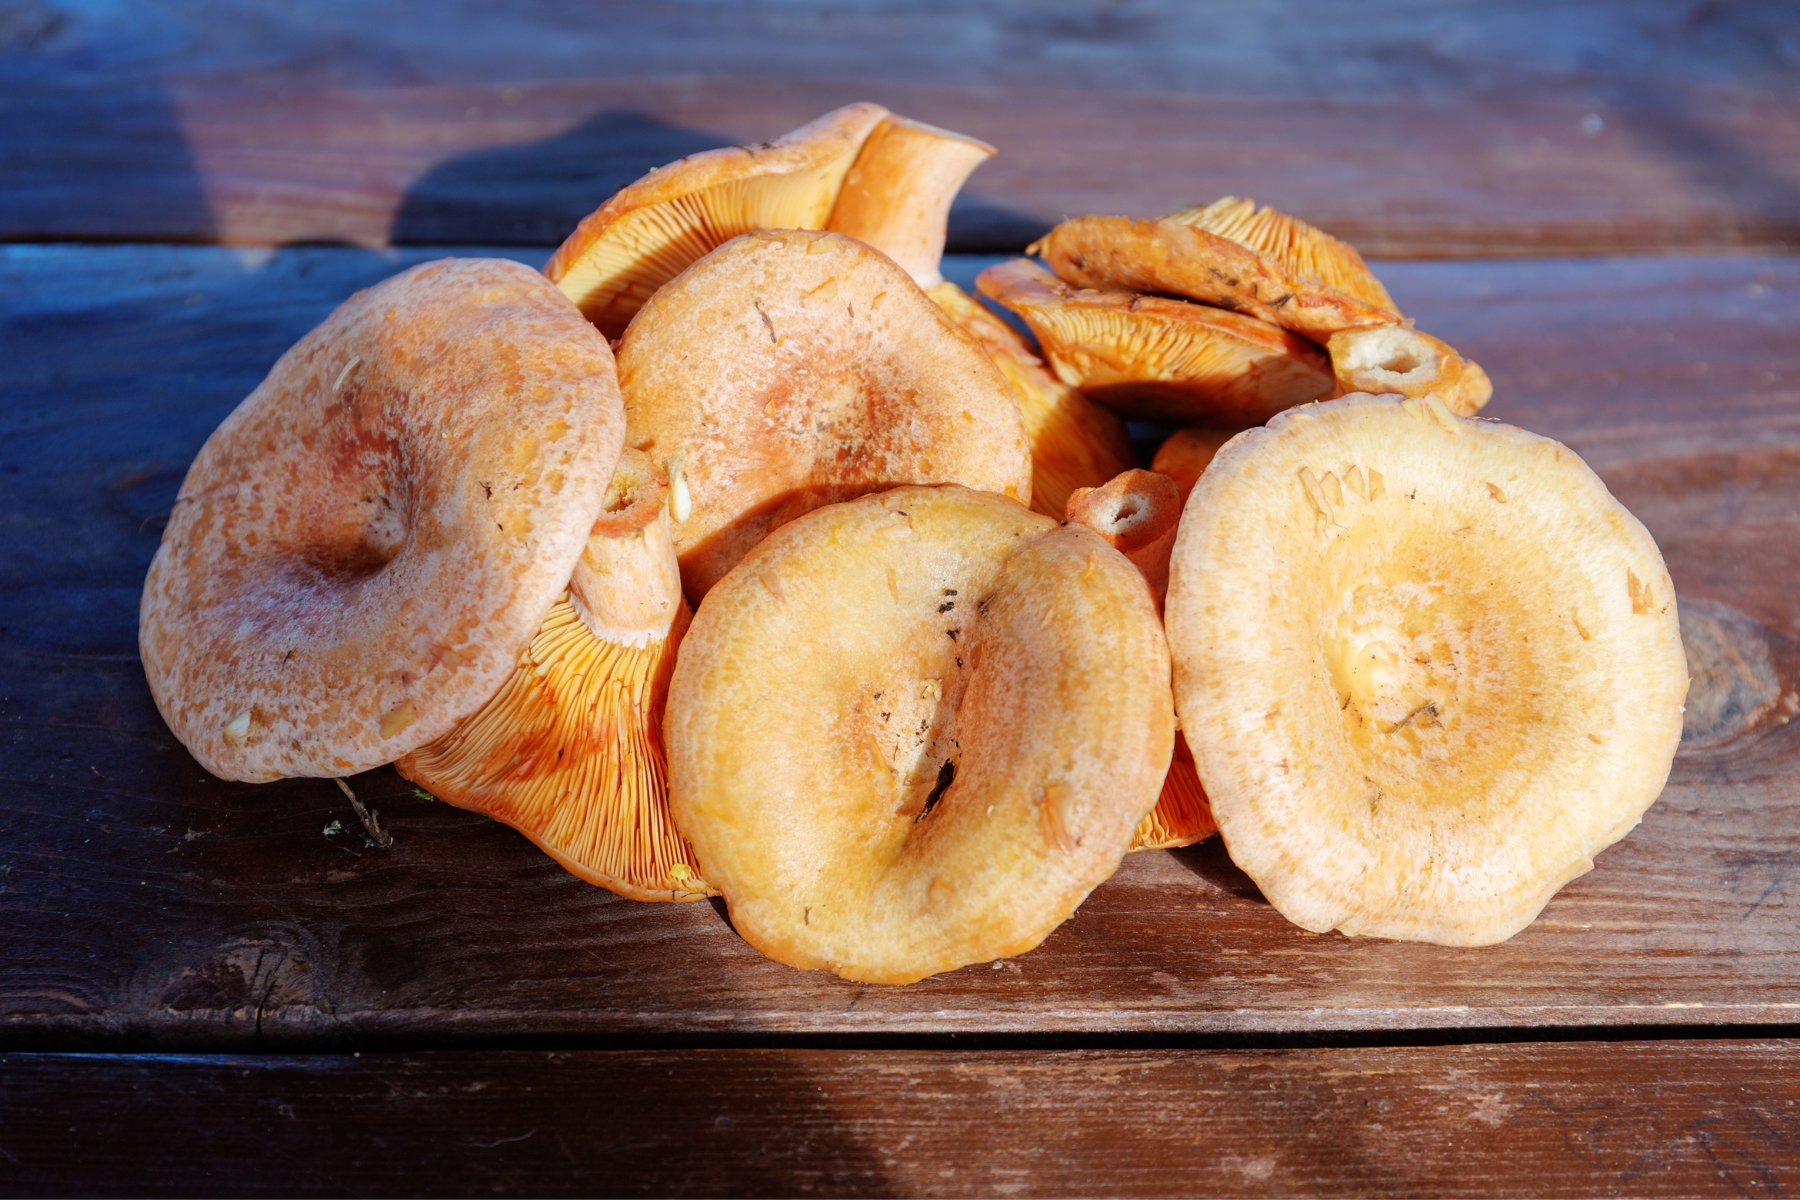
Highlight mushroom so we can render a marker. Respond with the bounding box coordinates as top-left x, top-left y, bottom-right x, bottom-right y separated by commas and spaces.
977, 258, 1335, 426
825, 114, 995, 289
666, 485, 1173, 984
617, 229, 1032, 598
1164, 393, 1688, 945
927, 279, 1132, 518
1032, 199, 1493, 414
1064, 470, 1218, 850
1028, 211, 1398, 341
544, 103, 890, 339
139, 259, 624, 781
1151, 428, 1235, 503
396, 451, 708, 901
